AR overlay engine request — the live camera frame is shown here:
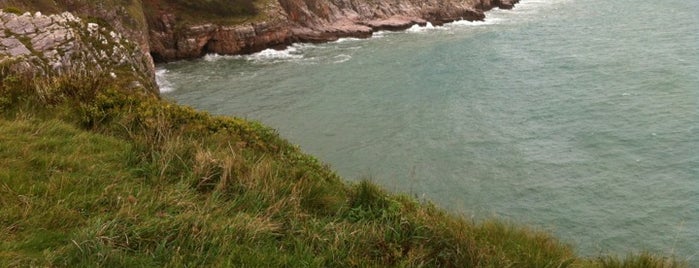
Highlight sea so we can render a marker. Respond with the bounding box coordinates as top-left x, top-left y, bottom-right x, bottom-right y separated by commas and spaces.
157, 0, 699, 262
